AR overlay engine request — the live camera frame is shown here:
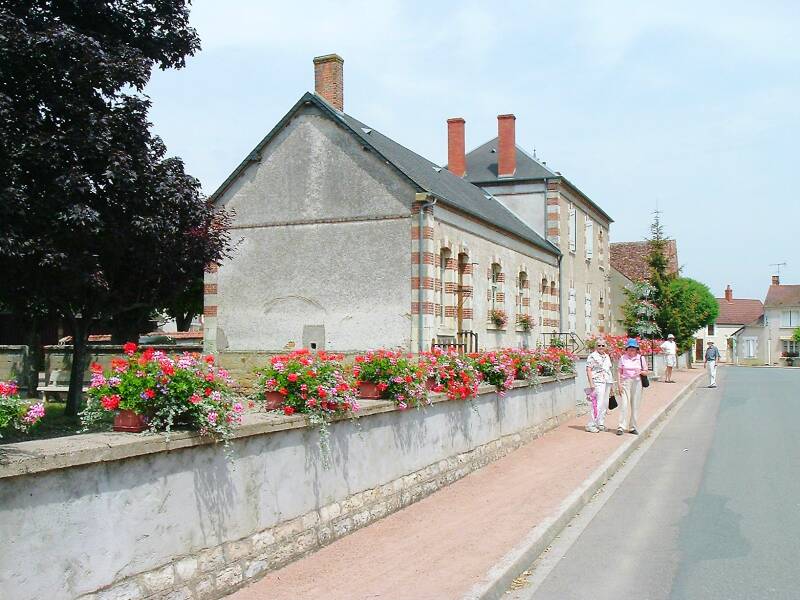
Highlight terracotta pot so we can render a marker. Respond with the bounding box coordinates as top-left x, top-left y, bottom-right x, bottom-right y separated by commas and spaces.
358, 381, 383, 399
264, 391, 284, 410
113, 409, 148, 433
